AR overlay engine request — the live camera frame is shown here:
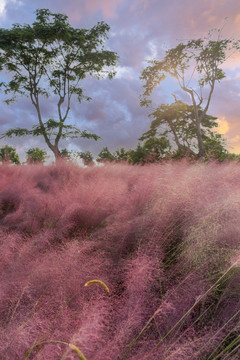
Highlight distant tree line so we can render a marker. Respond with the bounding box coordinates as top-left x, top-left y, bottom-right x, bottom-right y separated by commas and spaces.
1, 140, 239, 166
0, 145, 46, 164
